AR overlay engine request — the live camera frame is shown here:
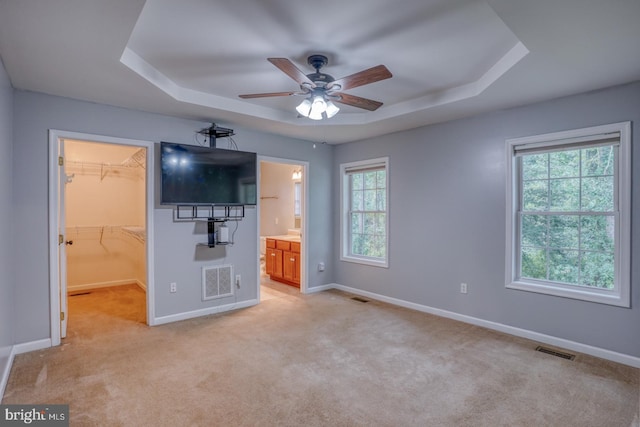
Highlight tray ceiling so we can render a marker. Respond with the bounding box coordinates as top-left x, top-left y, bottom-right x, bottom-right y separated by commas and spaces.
1, 0, 639, 143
